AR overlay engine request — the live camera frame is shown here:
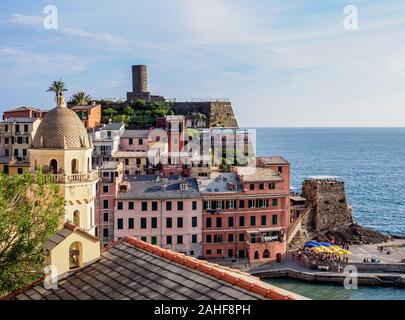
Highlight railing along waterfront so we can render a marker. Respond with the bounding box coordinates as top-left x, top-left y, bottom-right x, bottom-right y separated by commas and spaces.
45, 171, 100, 184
